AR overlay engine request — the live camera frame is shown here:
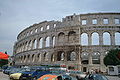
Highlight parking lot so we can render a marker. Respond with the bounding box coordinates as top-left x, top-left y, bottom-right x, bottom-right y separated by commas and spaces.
106, 76, 120, 80
0, 71, 120, 80
0, 72, 9, 80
